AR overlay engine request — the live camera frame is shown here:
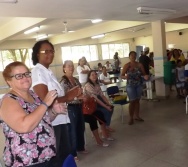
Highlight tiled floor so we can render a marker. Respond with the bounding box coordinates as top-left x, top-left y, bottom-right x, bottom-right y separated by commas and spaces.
0, 91, 187, 167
